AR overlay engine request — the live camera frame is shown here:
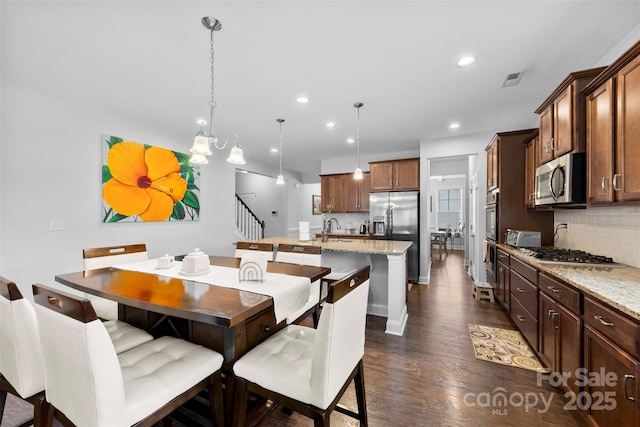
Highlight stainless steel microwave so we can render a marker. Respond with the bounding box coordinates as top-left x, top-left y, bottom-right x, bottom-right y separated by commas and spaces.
535, 152, 586, 206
